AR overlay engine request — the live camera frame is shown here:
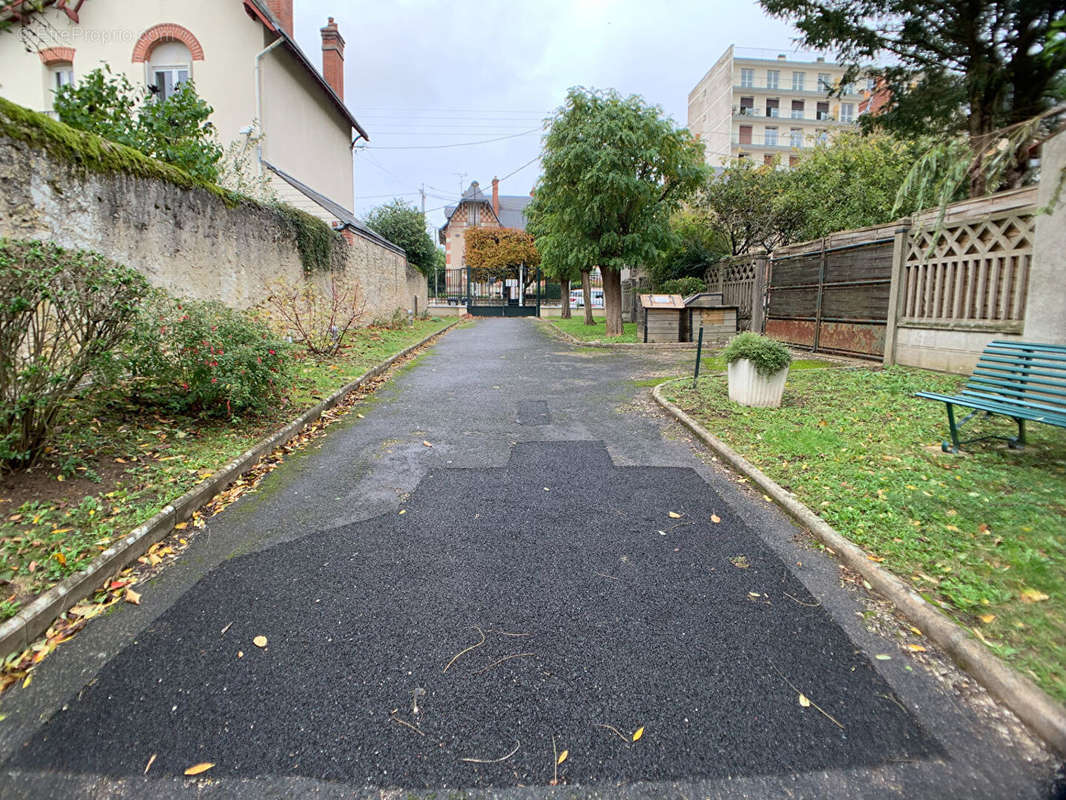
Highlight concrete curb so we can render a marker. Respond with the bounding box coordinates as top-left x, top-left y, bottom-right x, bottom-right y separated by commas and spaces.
0, 321, 459, 661
651, 378, 1066, 756
536, 318, 699, 350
